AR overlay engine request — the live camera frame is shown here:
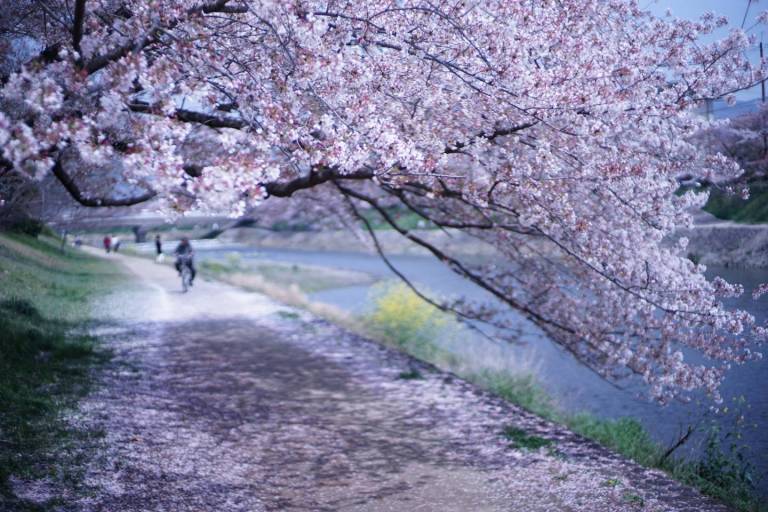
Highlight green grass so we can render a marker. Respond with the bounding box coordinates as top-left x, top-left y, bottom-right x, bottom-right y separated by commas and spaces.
622, 492, 645, 507
198, 257, 373, 294
397, 369, 424, 380
502, 426, 553, 450
359, 207, 434, 231
0, 232, 122, 509
471, 370, 559, 419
